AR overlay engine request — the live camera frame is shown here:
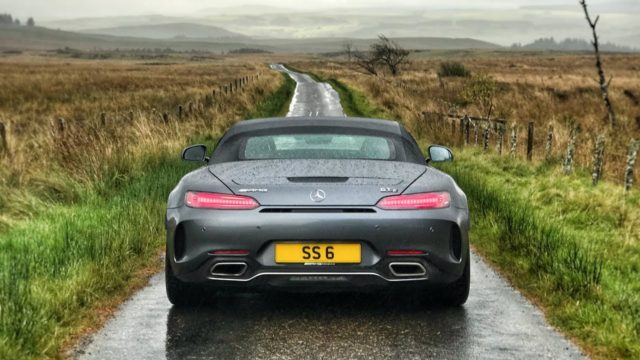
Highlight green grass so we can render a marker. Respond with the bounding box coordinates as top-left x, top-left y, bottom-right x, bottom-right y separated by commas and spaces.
294, 67, 640, 359
437, 148, 639, 359
0, 154, 195, 359
248, 72, 296, 118
0, 72, 294, 359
